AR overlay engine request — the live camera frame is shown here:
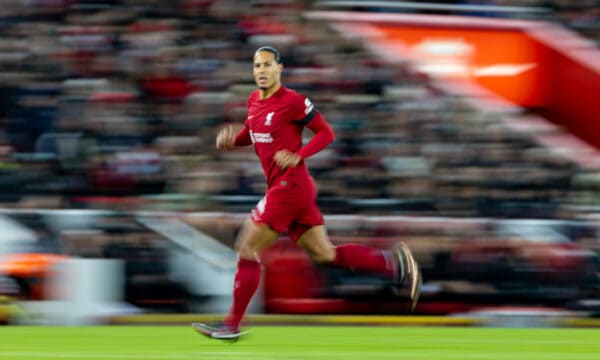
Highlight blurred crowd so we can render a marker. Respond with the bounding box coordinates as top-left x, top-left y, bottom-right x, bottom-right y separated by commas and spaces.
0, 0, 598, 219
0, 0, 598, 316
0, 210, 597, 314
